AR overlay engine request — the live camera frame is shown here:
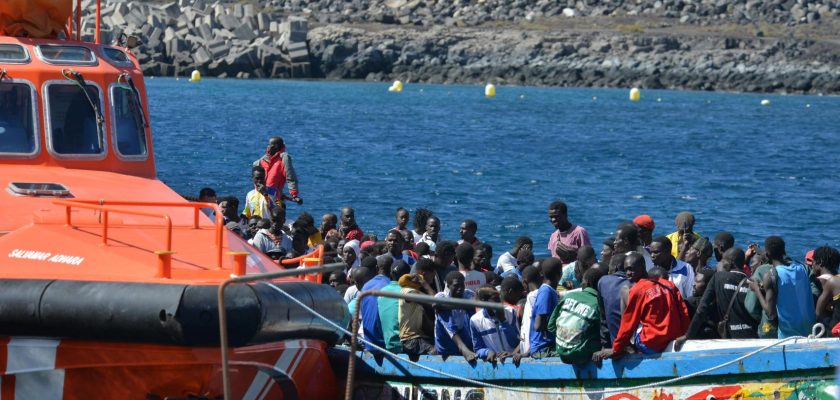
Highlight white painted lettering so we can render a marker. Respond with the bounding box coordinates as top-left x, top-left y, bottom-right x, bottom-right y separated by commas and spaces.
7, 249, 83, 266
